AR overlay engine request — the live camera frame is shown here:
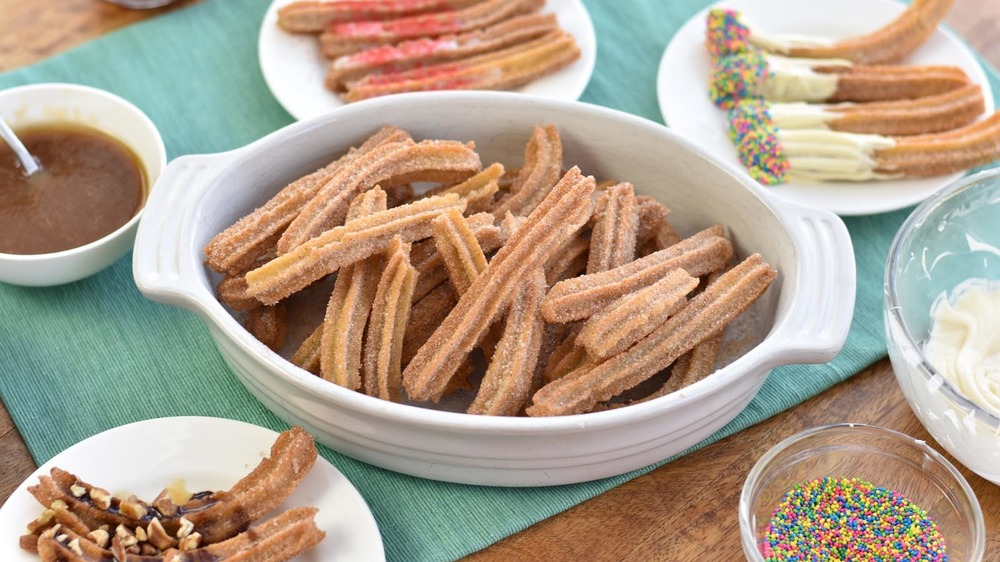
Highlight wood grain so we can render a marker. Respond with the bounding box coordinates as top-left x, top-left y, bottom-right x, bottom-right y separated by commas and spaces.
0, 0, 199, 71
0, 2, 998, 561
